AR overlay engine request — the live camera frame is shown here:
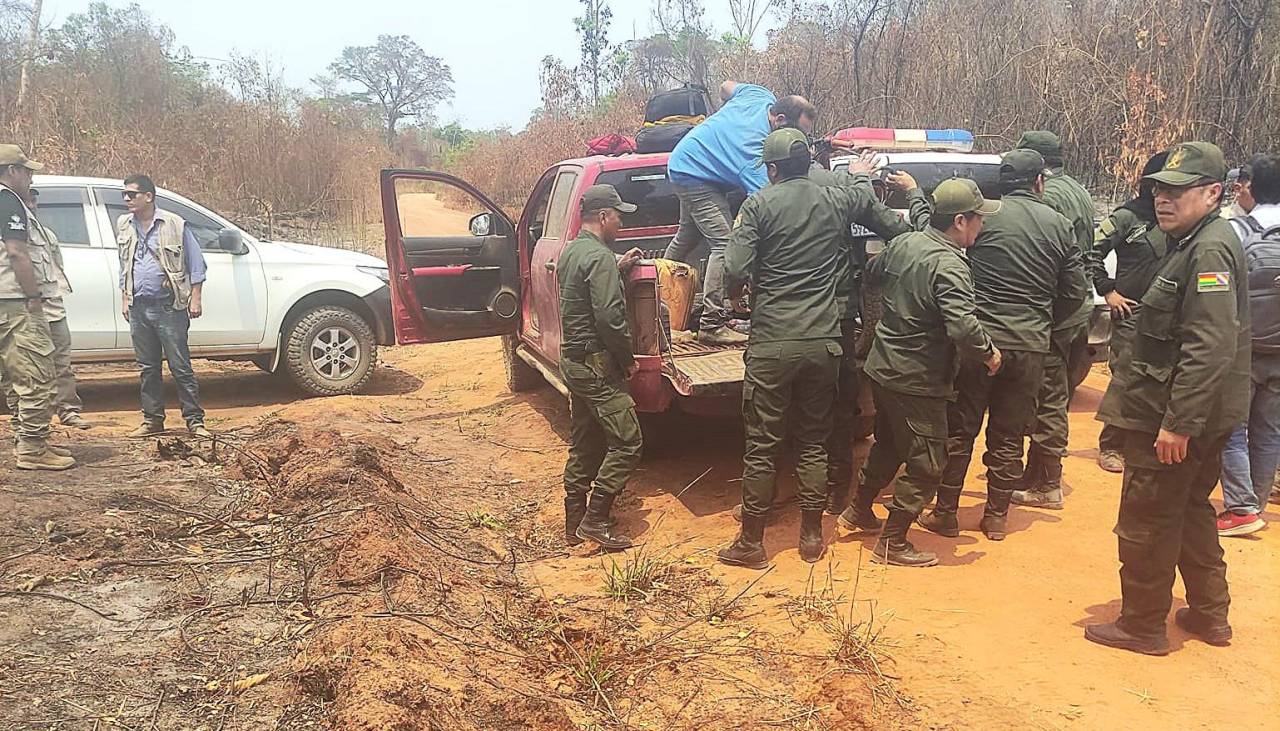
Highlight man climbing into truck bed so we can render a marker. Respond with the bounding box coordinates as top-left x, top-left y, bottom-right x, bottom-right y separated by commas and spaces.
663, 81, 817, 346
